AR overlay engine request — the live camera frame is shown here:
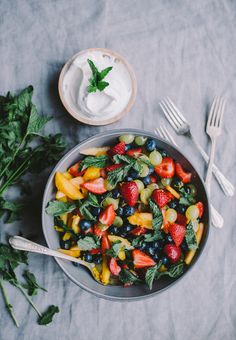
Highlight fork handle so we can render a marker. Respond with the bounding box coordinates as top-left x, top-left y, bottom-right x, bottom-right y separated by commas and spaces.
190, 133, 234, 196
205, 138, 216, 195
